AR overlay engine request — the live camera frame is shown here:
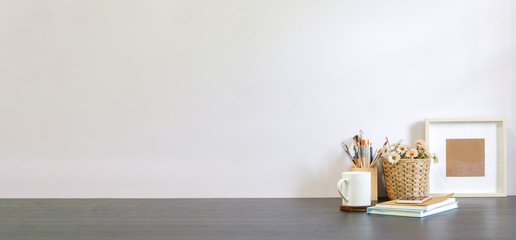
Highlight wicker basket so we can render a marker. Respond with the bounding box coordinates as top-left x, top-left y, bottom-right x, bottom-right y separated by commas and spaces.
382, 158, 431, 200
